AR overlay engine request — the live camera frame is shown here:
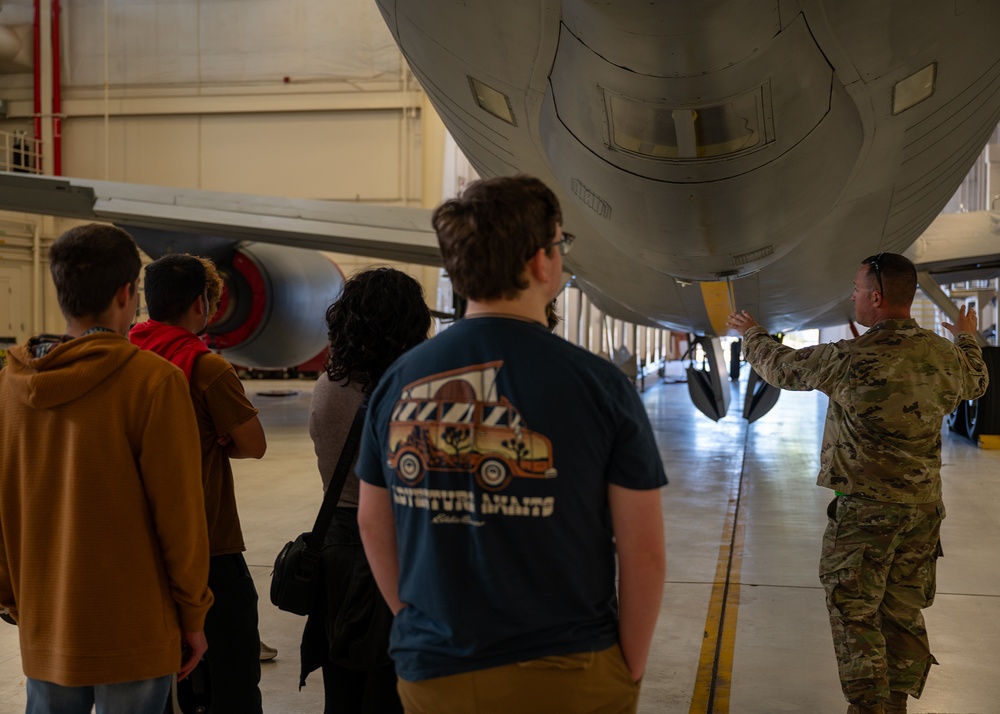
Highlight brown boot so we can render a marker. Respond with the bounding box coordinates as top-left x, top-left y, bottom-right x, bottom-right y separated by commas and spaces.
883, 691, 907, 714
847, 704, 884, 714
